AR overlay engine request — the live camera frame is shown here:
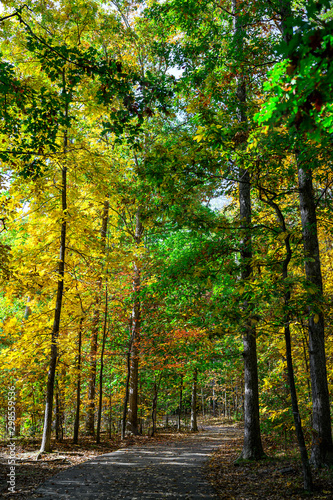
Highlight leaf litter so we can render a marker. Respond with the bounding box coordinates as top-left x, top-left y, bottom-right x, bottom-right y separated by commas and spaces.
1, 423, 333, 499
